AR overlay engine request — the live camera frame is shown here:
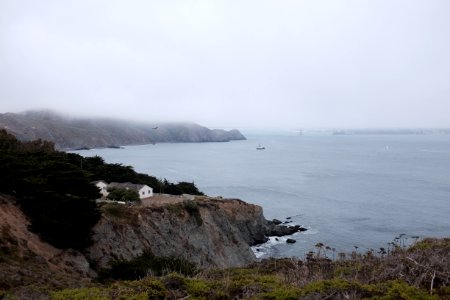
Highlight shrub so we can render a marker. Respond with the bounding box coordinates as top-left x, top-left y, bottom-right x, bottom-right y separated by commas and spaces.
51, 287, 110, 300
166, 201, 203, 226
183, 200, 203, 226
98, 251, 198, 282
374, 280, 439, 300
107, 187, 140, 202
